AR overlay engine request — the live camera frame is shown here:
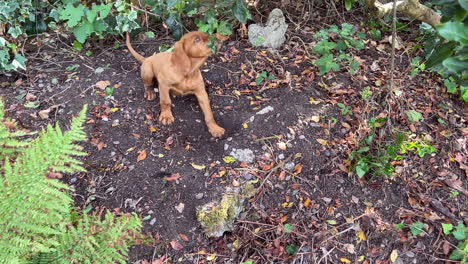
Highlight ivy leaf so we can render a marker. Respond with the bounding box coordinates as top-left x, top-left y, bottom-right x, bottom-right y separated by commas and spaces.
283, 224, 294, 233
444, 78, 457, 93
12, 54, 27, 70
166, 0, 180, 9
406, 110, 423, 122
425, 41, 457, 68
315, 54, 339, 75
437, 21, 468, 45
442, 223, 453, 235
313, 40, 337, 55
86, 8, 98, 23
59, 3, 85, 28
460, 0, 468, 10
355, 160, 369, 178
232, 0, 252, 24
409, 221, 424, 236
285, 244, 298, 255
442, 57, 468, 73
461, 85, 468, 102
345, 0, 354, 11
165, 13, 184, 40
7, 26, 22, 38
452, 222, 467, 240
73, 21, 94, 43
